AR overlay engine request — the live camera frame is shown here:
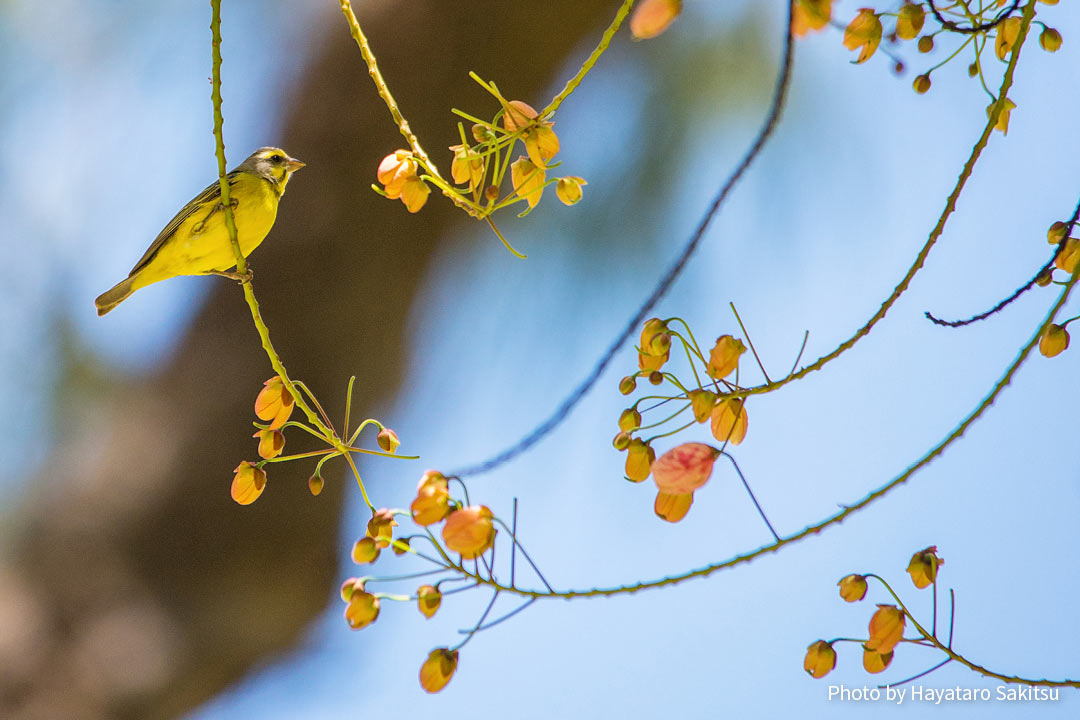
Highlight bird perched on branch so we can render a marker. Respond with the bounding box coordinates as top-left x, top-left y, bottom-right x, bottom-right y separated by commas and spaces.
95, 146, 305, 316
